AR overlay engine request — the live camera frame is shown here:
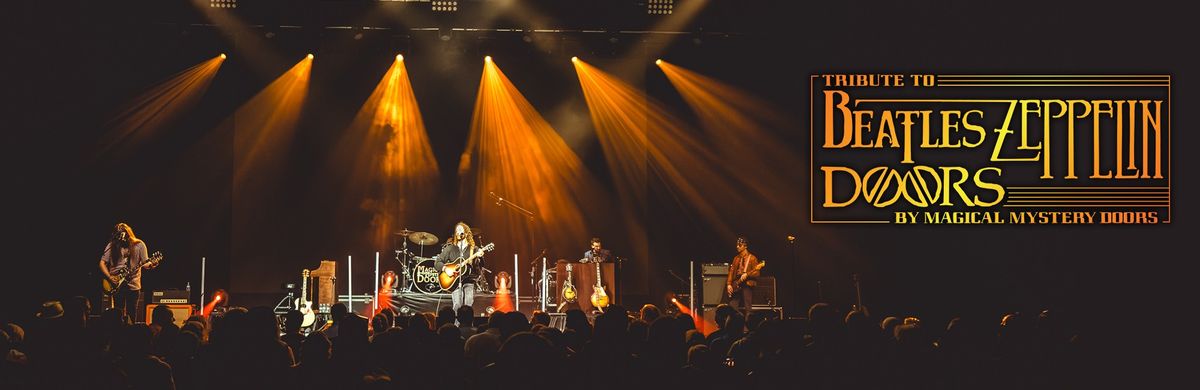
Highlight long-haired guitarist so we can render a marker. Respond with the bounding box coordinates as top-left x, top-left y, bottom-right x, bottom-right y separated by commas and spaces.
99, 222, 156, 321
726, 237, 762, 317
433, 222, 483, 312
